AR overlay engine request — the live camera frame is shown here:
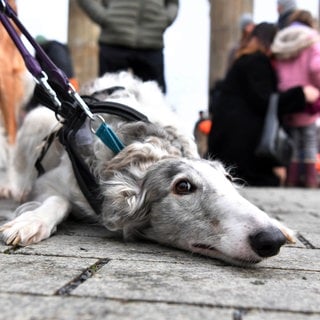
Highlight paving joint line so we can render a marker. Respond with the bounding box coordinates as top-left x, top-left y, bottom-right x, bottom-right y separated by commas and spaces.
1, 290, 320, 316
54, 258, 110, 296
1, 251, 319, 273
3, 245, 22, 254
297, 233, 316, 249
68, 295, 320, 315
